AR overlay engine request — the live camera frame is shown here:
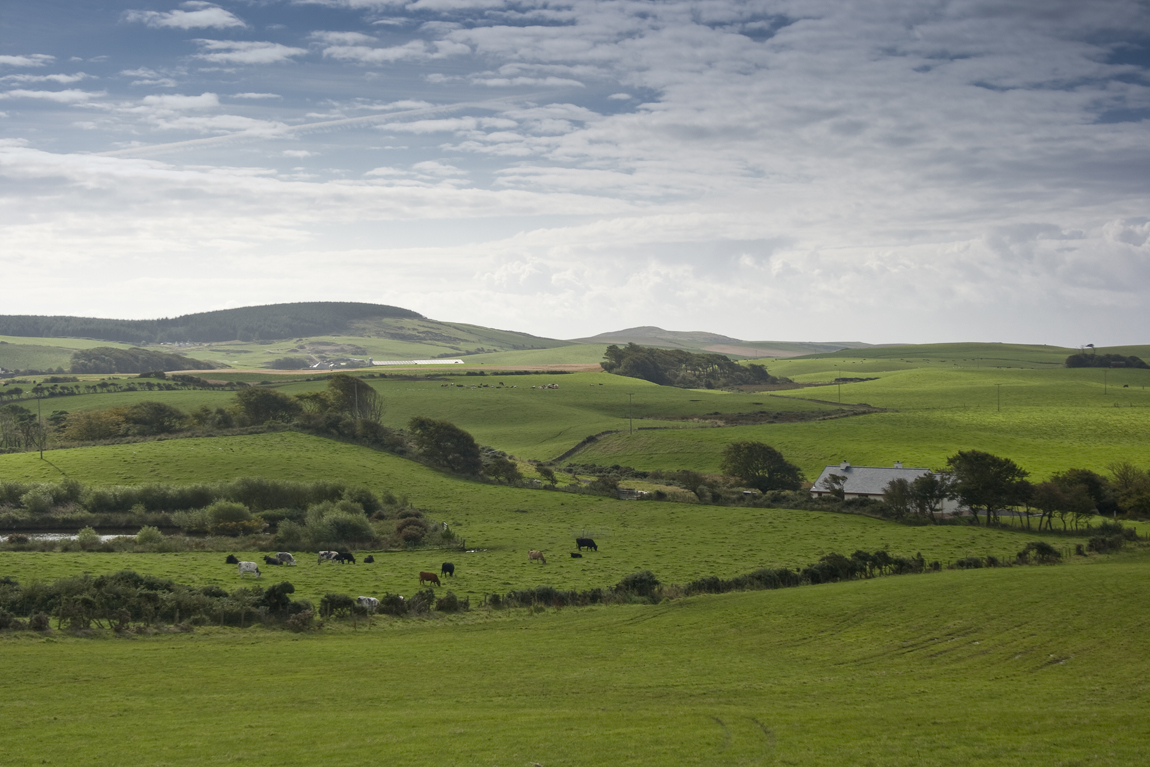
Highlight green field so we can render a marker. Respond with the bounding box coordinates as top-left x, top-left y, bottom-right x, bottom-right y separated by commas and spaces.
4, 556, 1148, 766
